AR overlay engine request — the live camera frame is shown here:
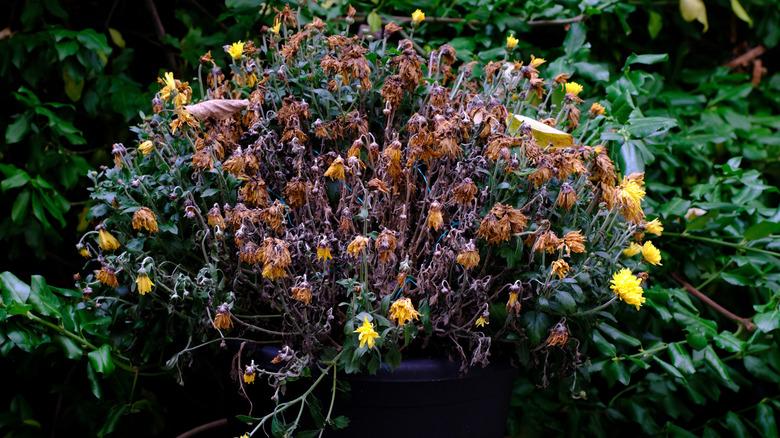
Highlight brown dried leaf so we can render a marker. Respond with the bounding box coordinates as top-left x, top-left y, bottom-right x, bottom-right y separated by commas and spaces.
185, 99, 249, 120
